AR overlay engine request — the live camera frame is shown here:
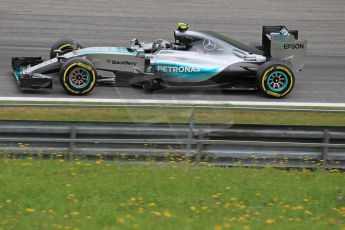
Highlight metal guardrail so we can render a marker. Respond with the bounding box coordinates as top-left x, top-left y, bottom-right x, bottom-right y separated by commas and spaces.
0, 120, 344, 169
